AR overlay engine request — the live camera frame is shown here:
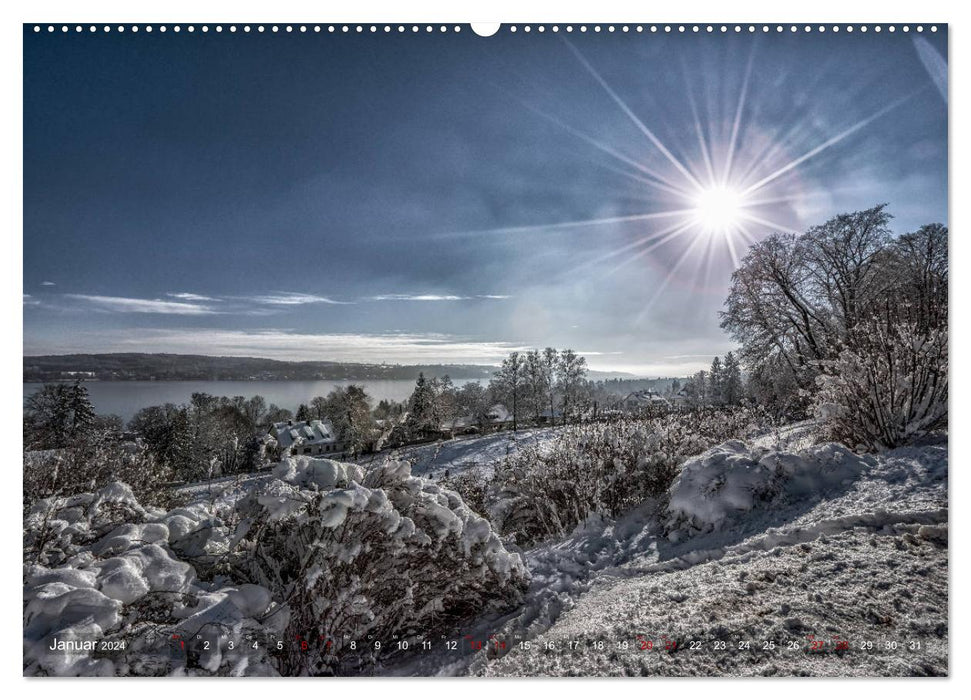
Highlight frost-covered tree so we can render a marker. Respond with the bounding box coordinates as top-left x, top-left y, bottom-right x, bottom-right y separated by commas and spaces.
683, 370, 707, 406
557, 349, 588, 423
541, 347, 559, 425
491, 352, 525, 431
722, 352, 744, 405
429, 374, 456, 427
522, 350, 545, 422
813, 222, 948, 448
319, 384, 375, 456
453, 381, 493, 430
721, 205, 893, 400
264, 404, 294, 426
721, 205, 947, 439
129, 403, 195, 479
67, 381, 96, 442
708, 356, 724, 405
24, 383, 72, 450
406, 372, 437, 433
